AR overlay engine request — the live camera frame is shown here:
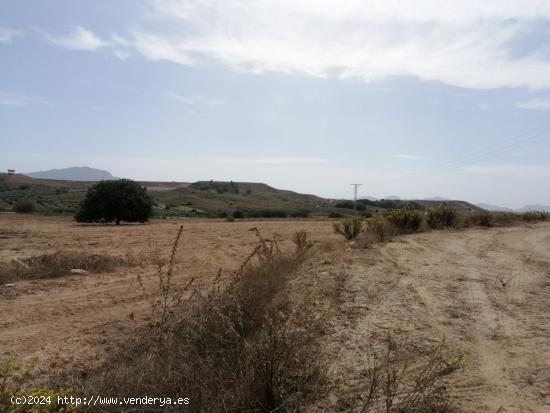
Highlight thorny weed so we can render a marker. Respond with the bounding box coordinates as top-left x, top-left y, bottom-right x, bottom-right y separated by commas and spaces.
359, 336, 464, 413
